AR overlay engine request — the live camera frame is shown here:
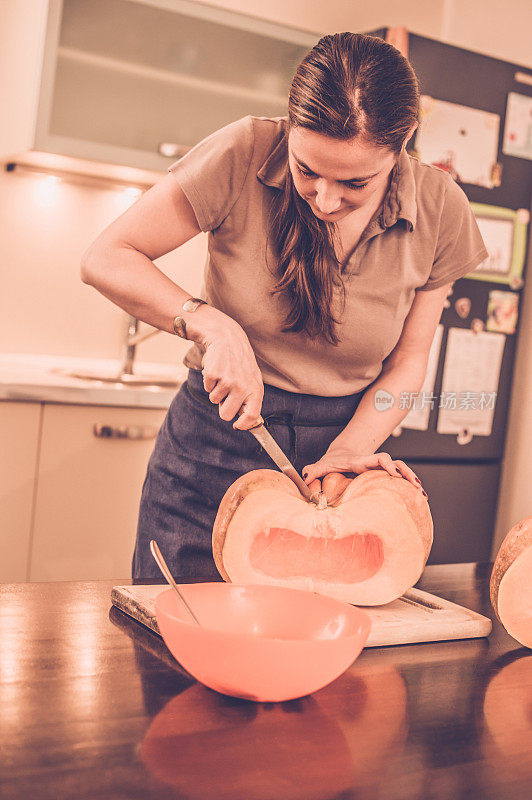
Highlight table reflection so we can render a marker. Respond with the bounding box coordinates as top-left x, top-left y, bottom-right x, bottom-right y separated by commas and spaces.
137, 662, 407, 800
482, 649, 532, 785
